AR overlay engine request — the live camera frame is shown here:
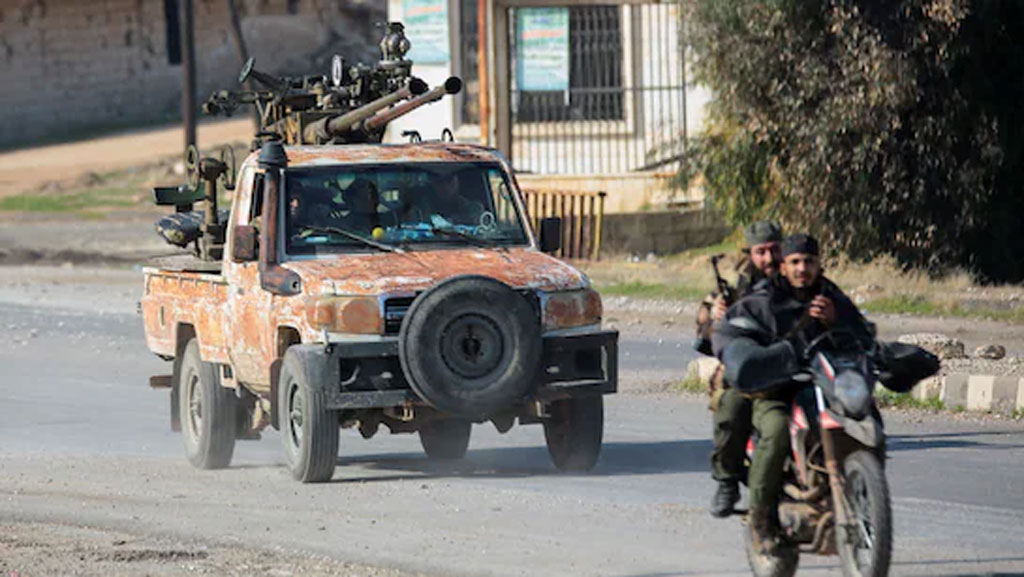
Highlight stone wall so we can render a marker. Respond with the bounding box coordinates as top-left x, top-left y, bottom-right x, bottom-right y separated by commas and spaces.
601, 209, 730, 256
0, 0, 383, 148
